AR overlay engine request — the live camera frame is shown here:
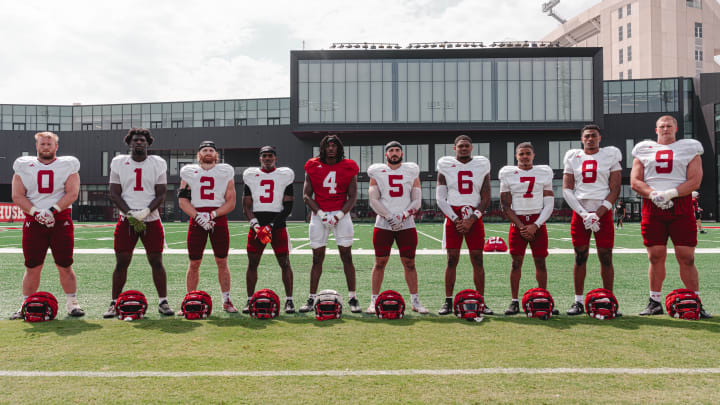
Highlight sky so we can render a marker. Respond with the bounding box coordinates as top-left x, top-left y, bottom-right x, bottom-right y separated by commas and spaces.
0, 0, 703, 105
